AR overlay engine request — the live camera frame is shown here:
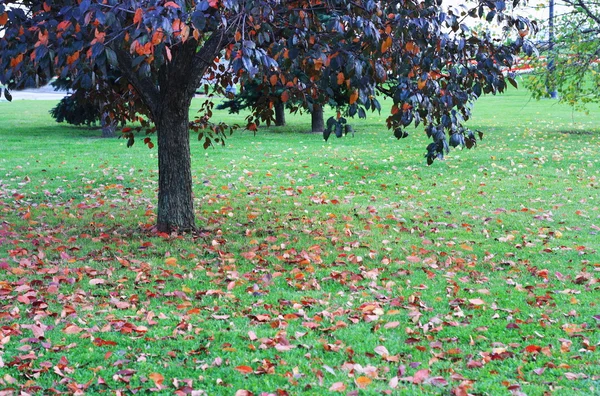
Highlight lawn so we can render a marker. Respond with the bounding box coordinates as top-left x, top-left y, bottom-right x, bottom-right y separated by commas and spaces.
0, 86, 599, 395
